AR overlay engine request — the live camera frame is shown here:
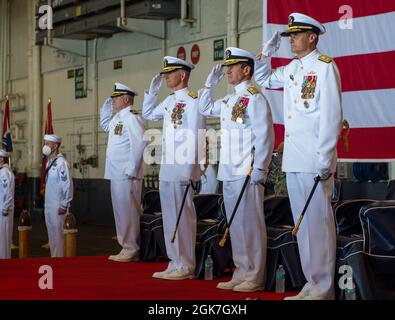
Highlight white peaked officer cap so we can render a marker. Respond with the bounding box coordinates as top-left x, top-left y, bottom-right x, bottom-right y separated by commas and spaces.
160, 56, 195, 74
0, 149, 8, 157
281, 12, 326, 37
44, 134, 62, 144
223, 47, 255, 66
111, 82, 138, 98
